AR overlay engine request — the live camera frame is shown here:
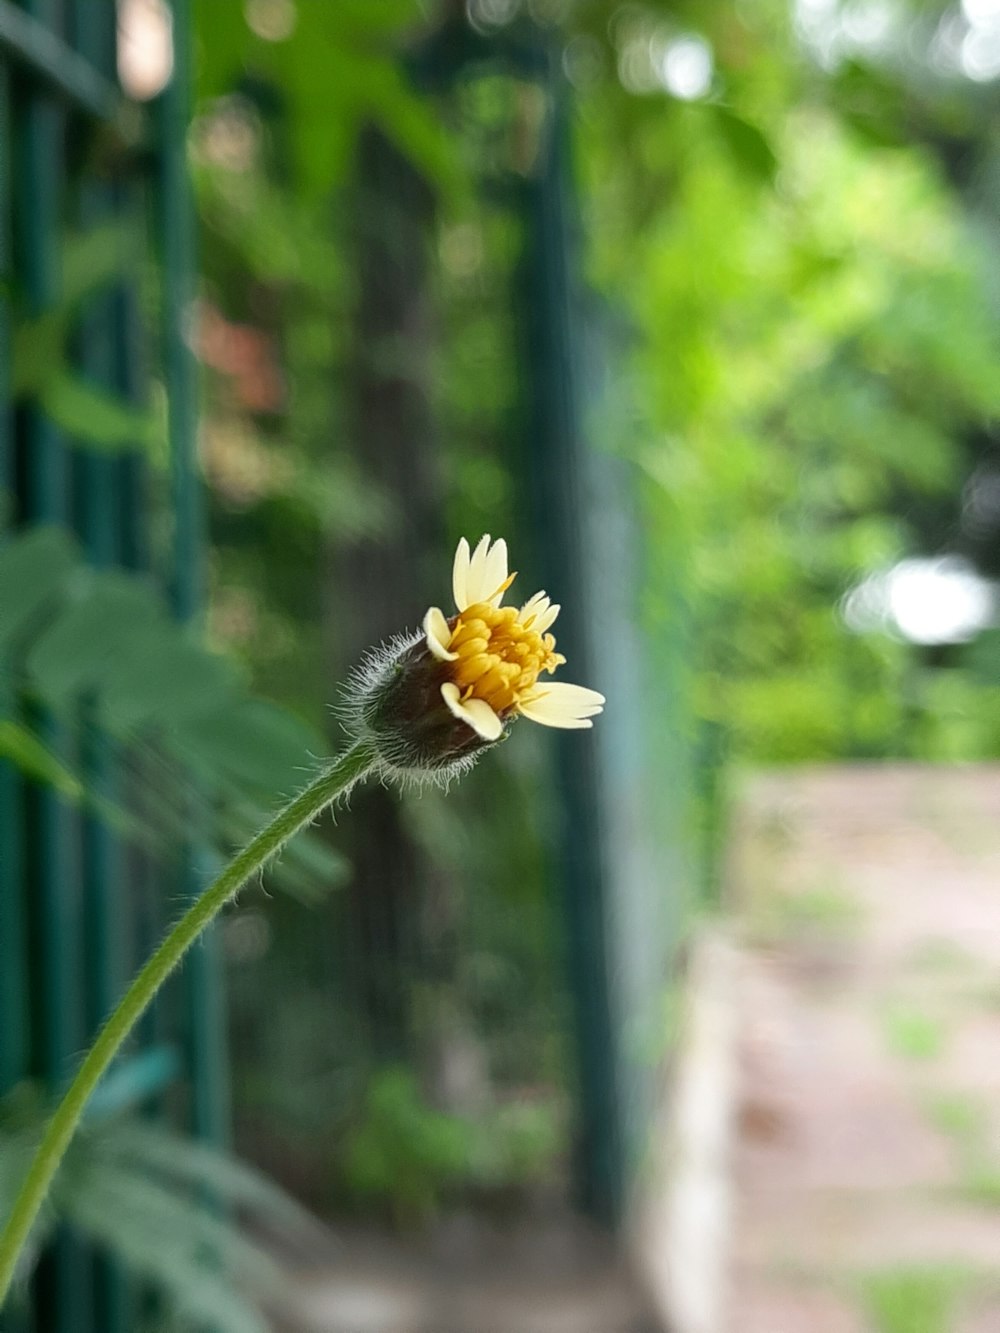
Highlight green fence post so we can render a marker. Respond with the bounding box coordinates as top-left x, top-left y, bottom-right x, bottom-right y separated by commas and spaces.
0, 57, 34, 1333
155, 0, 230, 1148
515, 48, 623, 1224
68, 6, 134, 1327
15, 1, 90, 1326
0, 47, 29, 1106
